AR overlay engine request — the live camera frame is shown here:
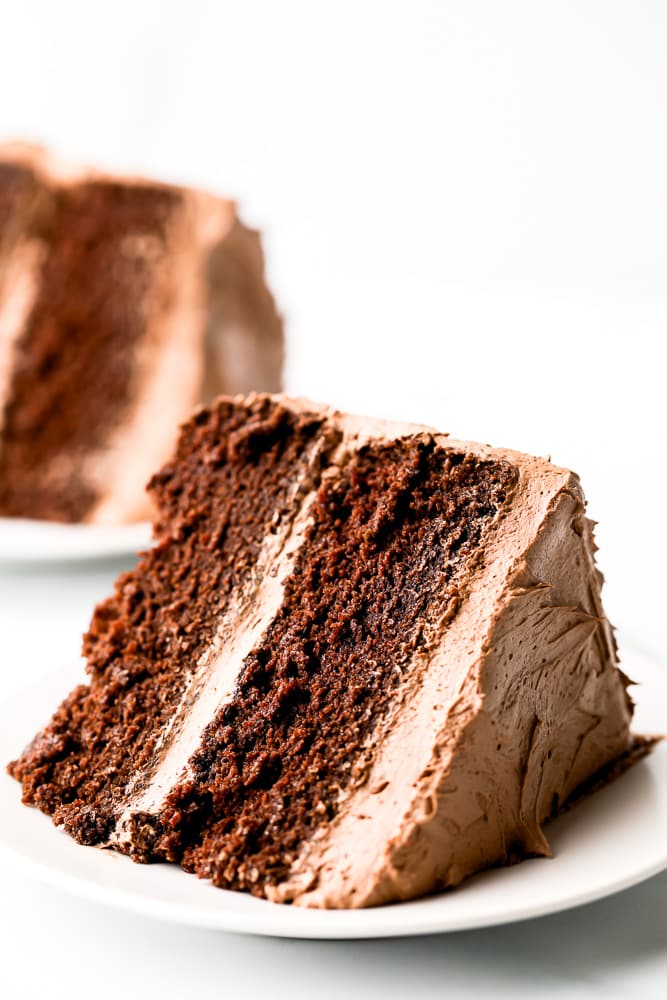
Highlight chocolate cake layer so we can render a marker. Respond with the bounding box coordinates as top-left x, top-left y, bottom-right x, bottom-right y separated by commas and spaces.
8, 394, 649, 908
154, 441, 517, 891
1, 181, 181, 521
12, 398, 329, 842
0, 144, 284, 524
